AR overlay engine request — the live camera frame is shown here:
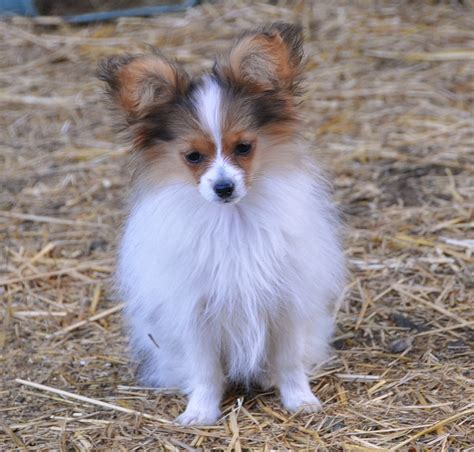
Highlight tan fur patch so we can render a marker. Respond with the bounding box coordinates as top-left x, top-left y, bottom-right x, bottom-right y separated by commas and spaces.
181, 135, 217, 182
222, 131, 257, 183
